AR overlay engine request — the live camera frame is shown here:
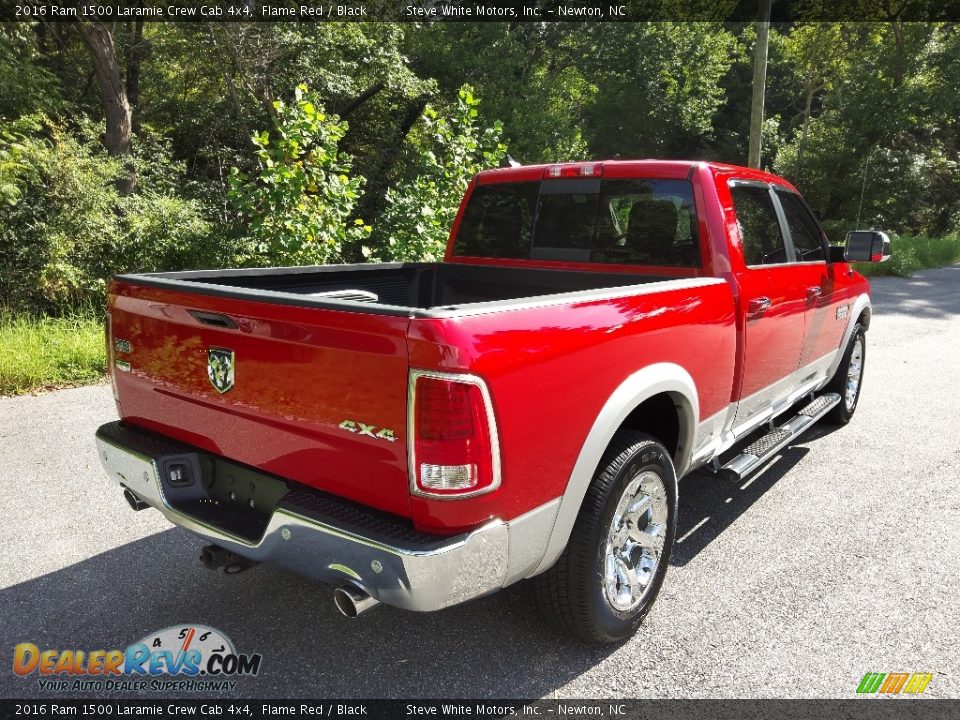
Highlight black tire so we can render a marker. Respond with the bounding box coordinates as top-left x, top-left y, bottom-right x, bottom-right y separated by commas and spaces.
824, 322, 866, 425
532, 431, 678, 643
